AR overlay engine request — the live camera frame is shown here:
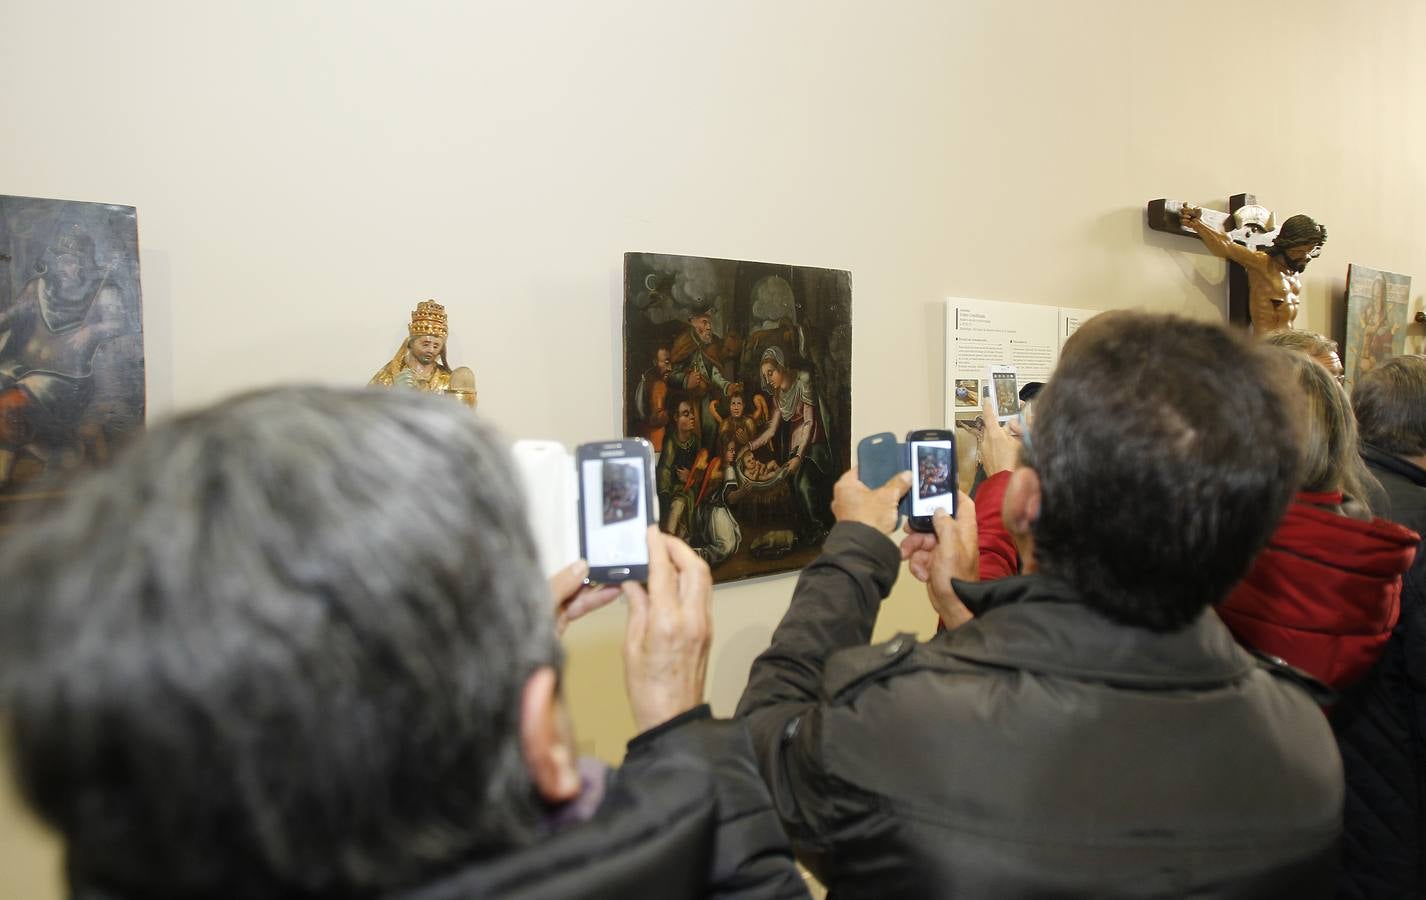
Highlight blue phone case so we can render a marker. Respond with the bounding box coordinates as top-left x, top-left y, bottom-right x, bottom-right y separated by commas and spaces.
856, 432, 909, 529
